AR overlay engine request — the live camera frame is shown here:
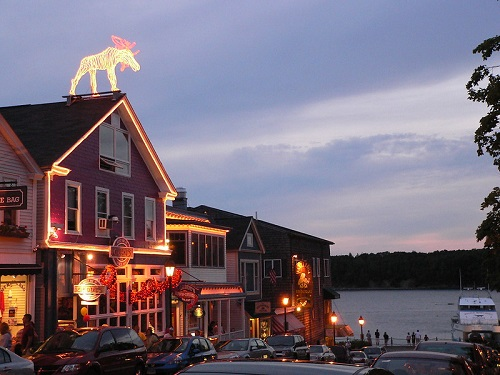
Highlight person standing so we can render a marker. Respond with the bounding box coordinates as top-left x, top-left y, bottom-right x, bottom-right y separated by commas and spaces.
366, 330, 372, 346
411, 332, 416, 346
0, 322, 12, 349
383, 331, 389, 346
406, 332, 411, 346
375, 329, 380, 346
164, 327, 174, 338
21, 314, 35, 356
424, 334, 429, 341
